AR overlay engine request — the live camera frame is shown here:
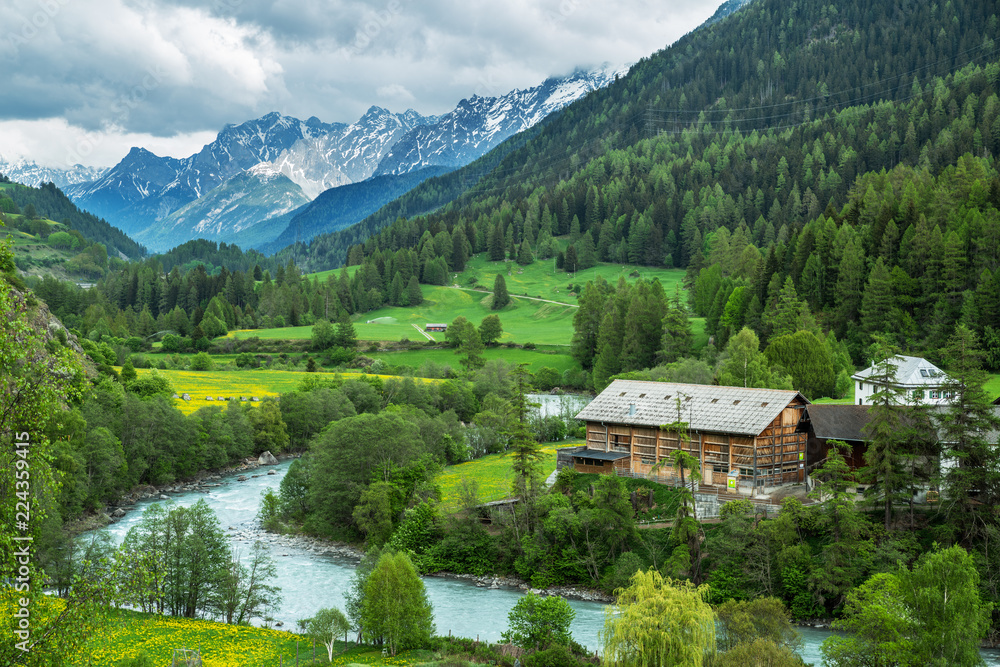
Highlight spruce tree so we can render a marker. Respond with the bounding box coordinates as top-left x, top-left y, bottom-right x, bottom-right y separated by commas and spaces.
659, 285, 693, 364
564, 245, 579, 273
488, 221, 506, 261
333, 311, 357, 349
937, 325, 1000, 544
492, 274, 510, 310
516, 239, 534, 265
406, 275, 423, 306
859, 336, 909, 531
